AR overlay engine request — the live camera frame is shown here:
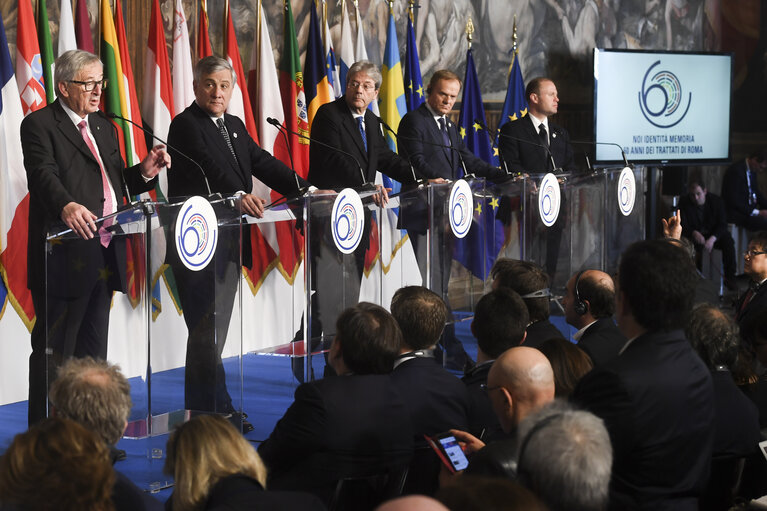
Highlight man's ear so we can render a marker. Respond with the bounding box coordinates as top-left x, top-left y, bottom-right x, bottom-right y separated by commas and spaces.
499, 387, 513, 410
